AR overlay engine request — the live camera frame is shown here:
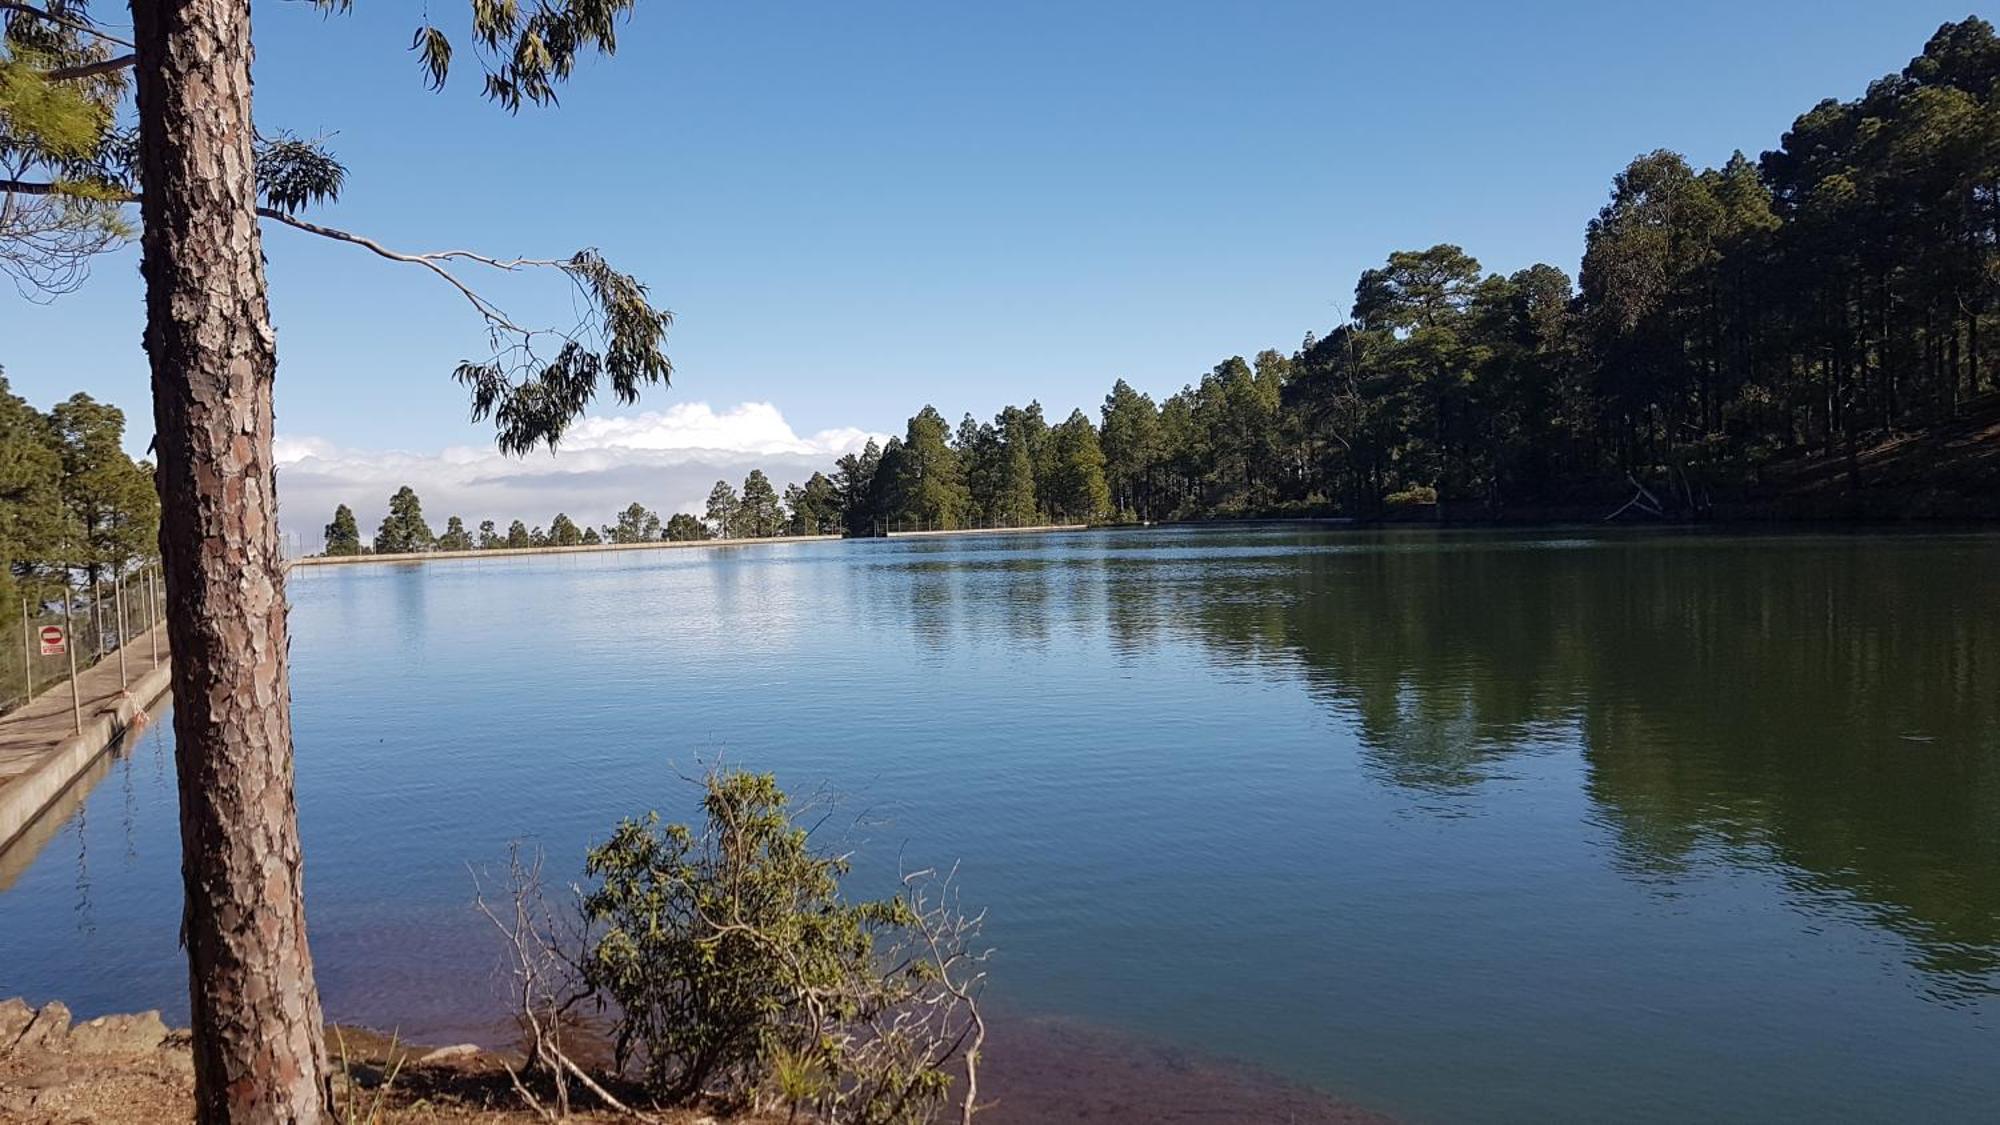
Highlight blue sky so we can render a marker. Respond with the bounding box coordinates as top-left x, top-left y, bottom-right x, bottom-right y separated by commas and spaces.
1, 1, 1987, 527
